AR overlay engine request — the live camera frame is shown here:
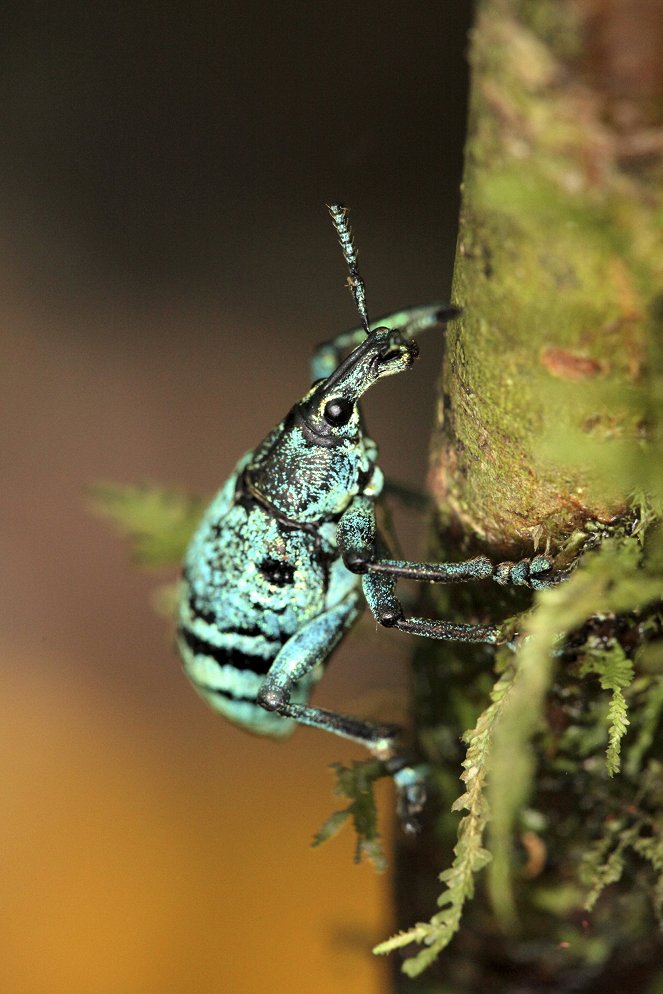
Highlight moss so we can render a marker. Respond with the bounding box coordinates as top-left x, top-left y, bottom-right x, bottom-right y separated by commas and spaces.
512, 0, 584, 63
